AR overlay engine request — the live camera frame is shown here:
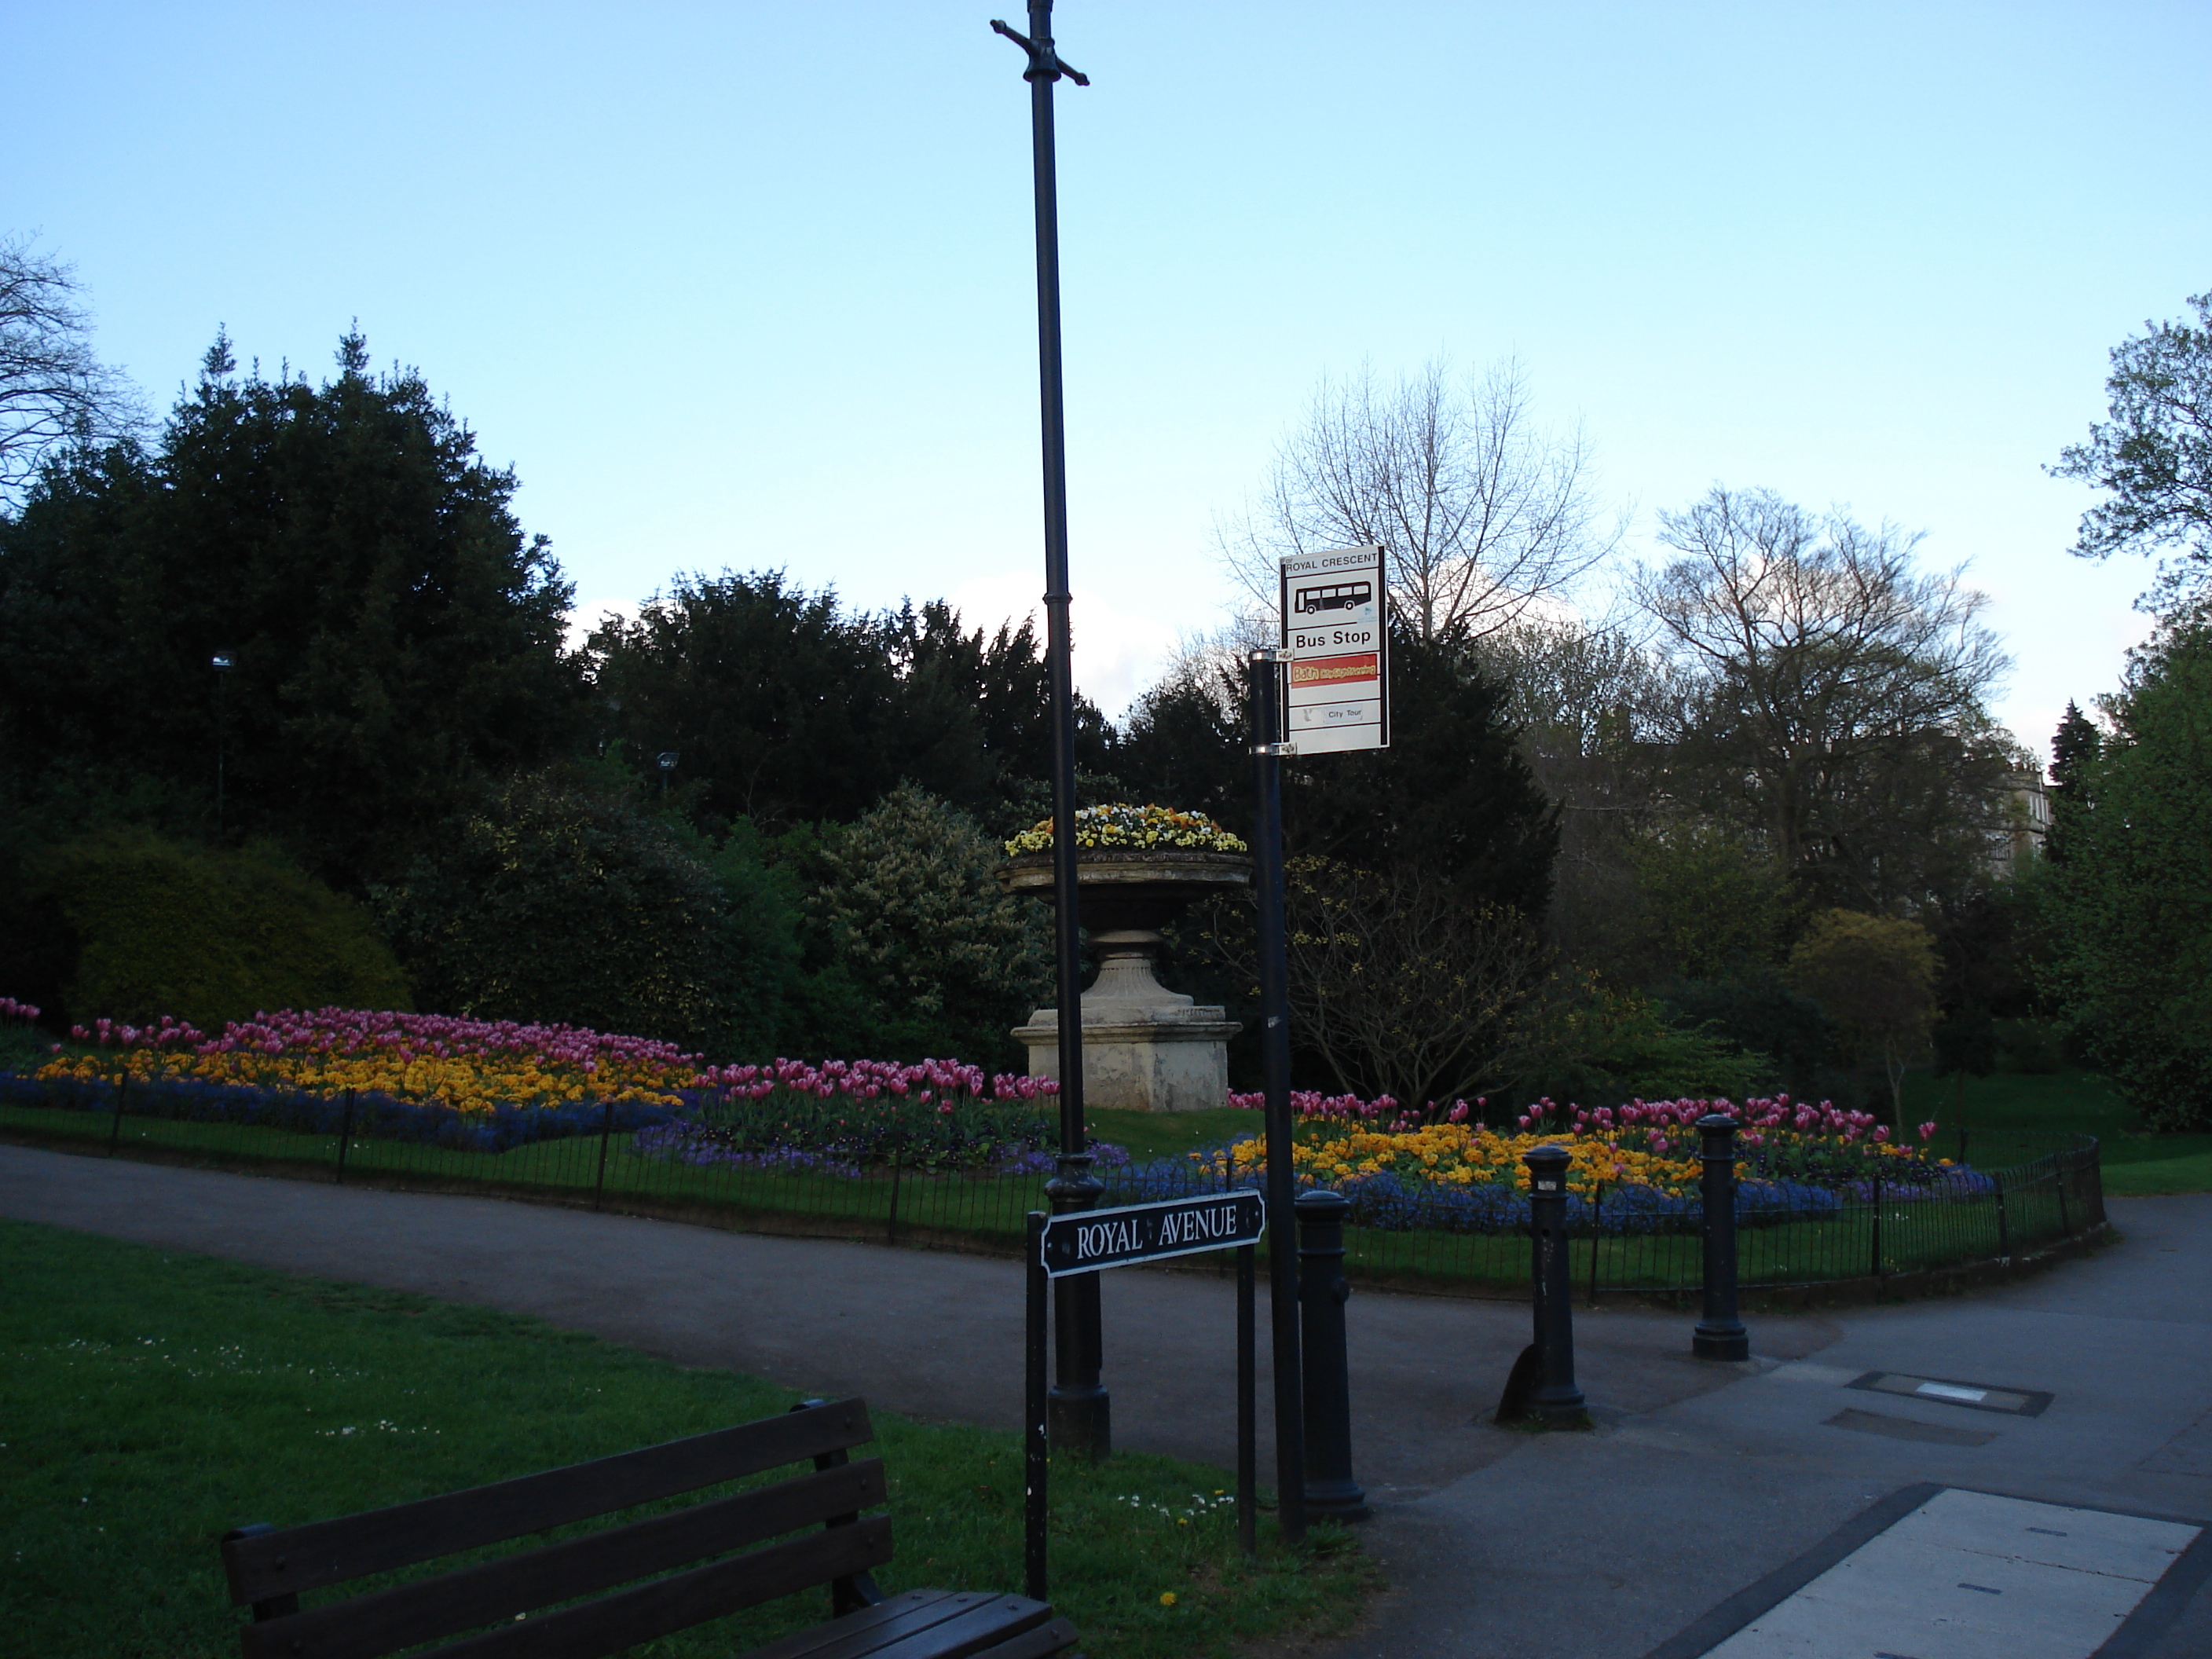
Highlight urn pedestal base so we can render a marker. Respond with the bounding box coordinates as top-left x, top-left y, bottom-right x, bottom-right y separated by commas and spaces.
1014, 1005, 1242, 1114
996, 850, 1252, 1115
1014, 931, 1240, 1113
